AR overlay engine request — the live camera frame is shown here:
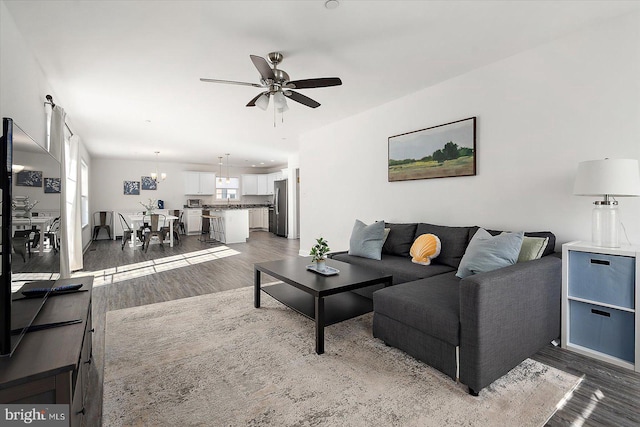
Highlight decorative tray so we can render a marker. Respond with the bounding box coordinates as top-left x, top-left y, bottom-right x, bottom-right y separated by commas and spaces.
306, 264, 340, 276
